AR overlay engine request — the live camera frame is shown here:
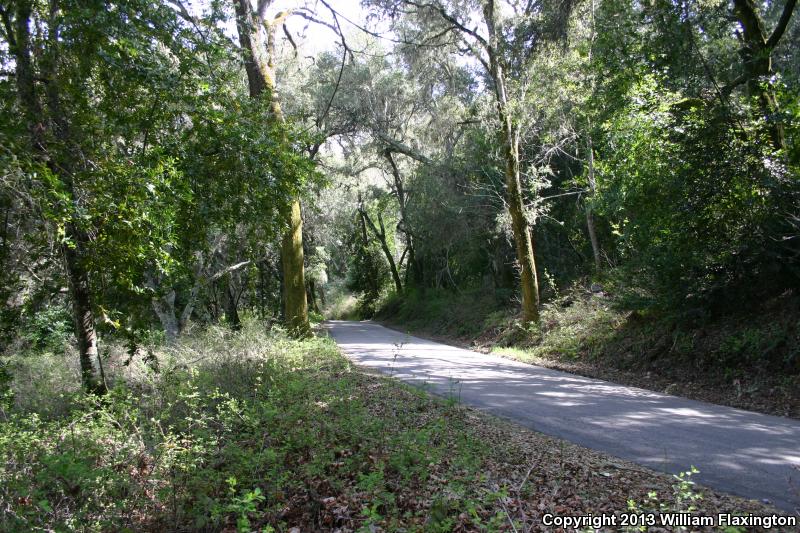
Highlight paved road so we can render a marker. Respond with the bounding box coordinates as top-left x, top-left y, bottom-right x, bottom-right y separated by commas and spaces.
324, 320, 800, 512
